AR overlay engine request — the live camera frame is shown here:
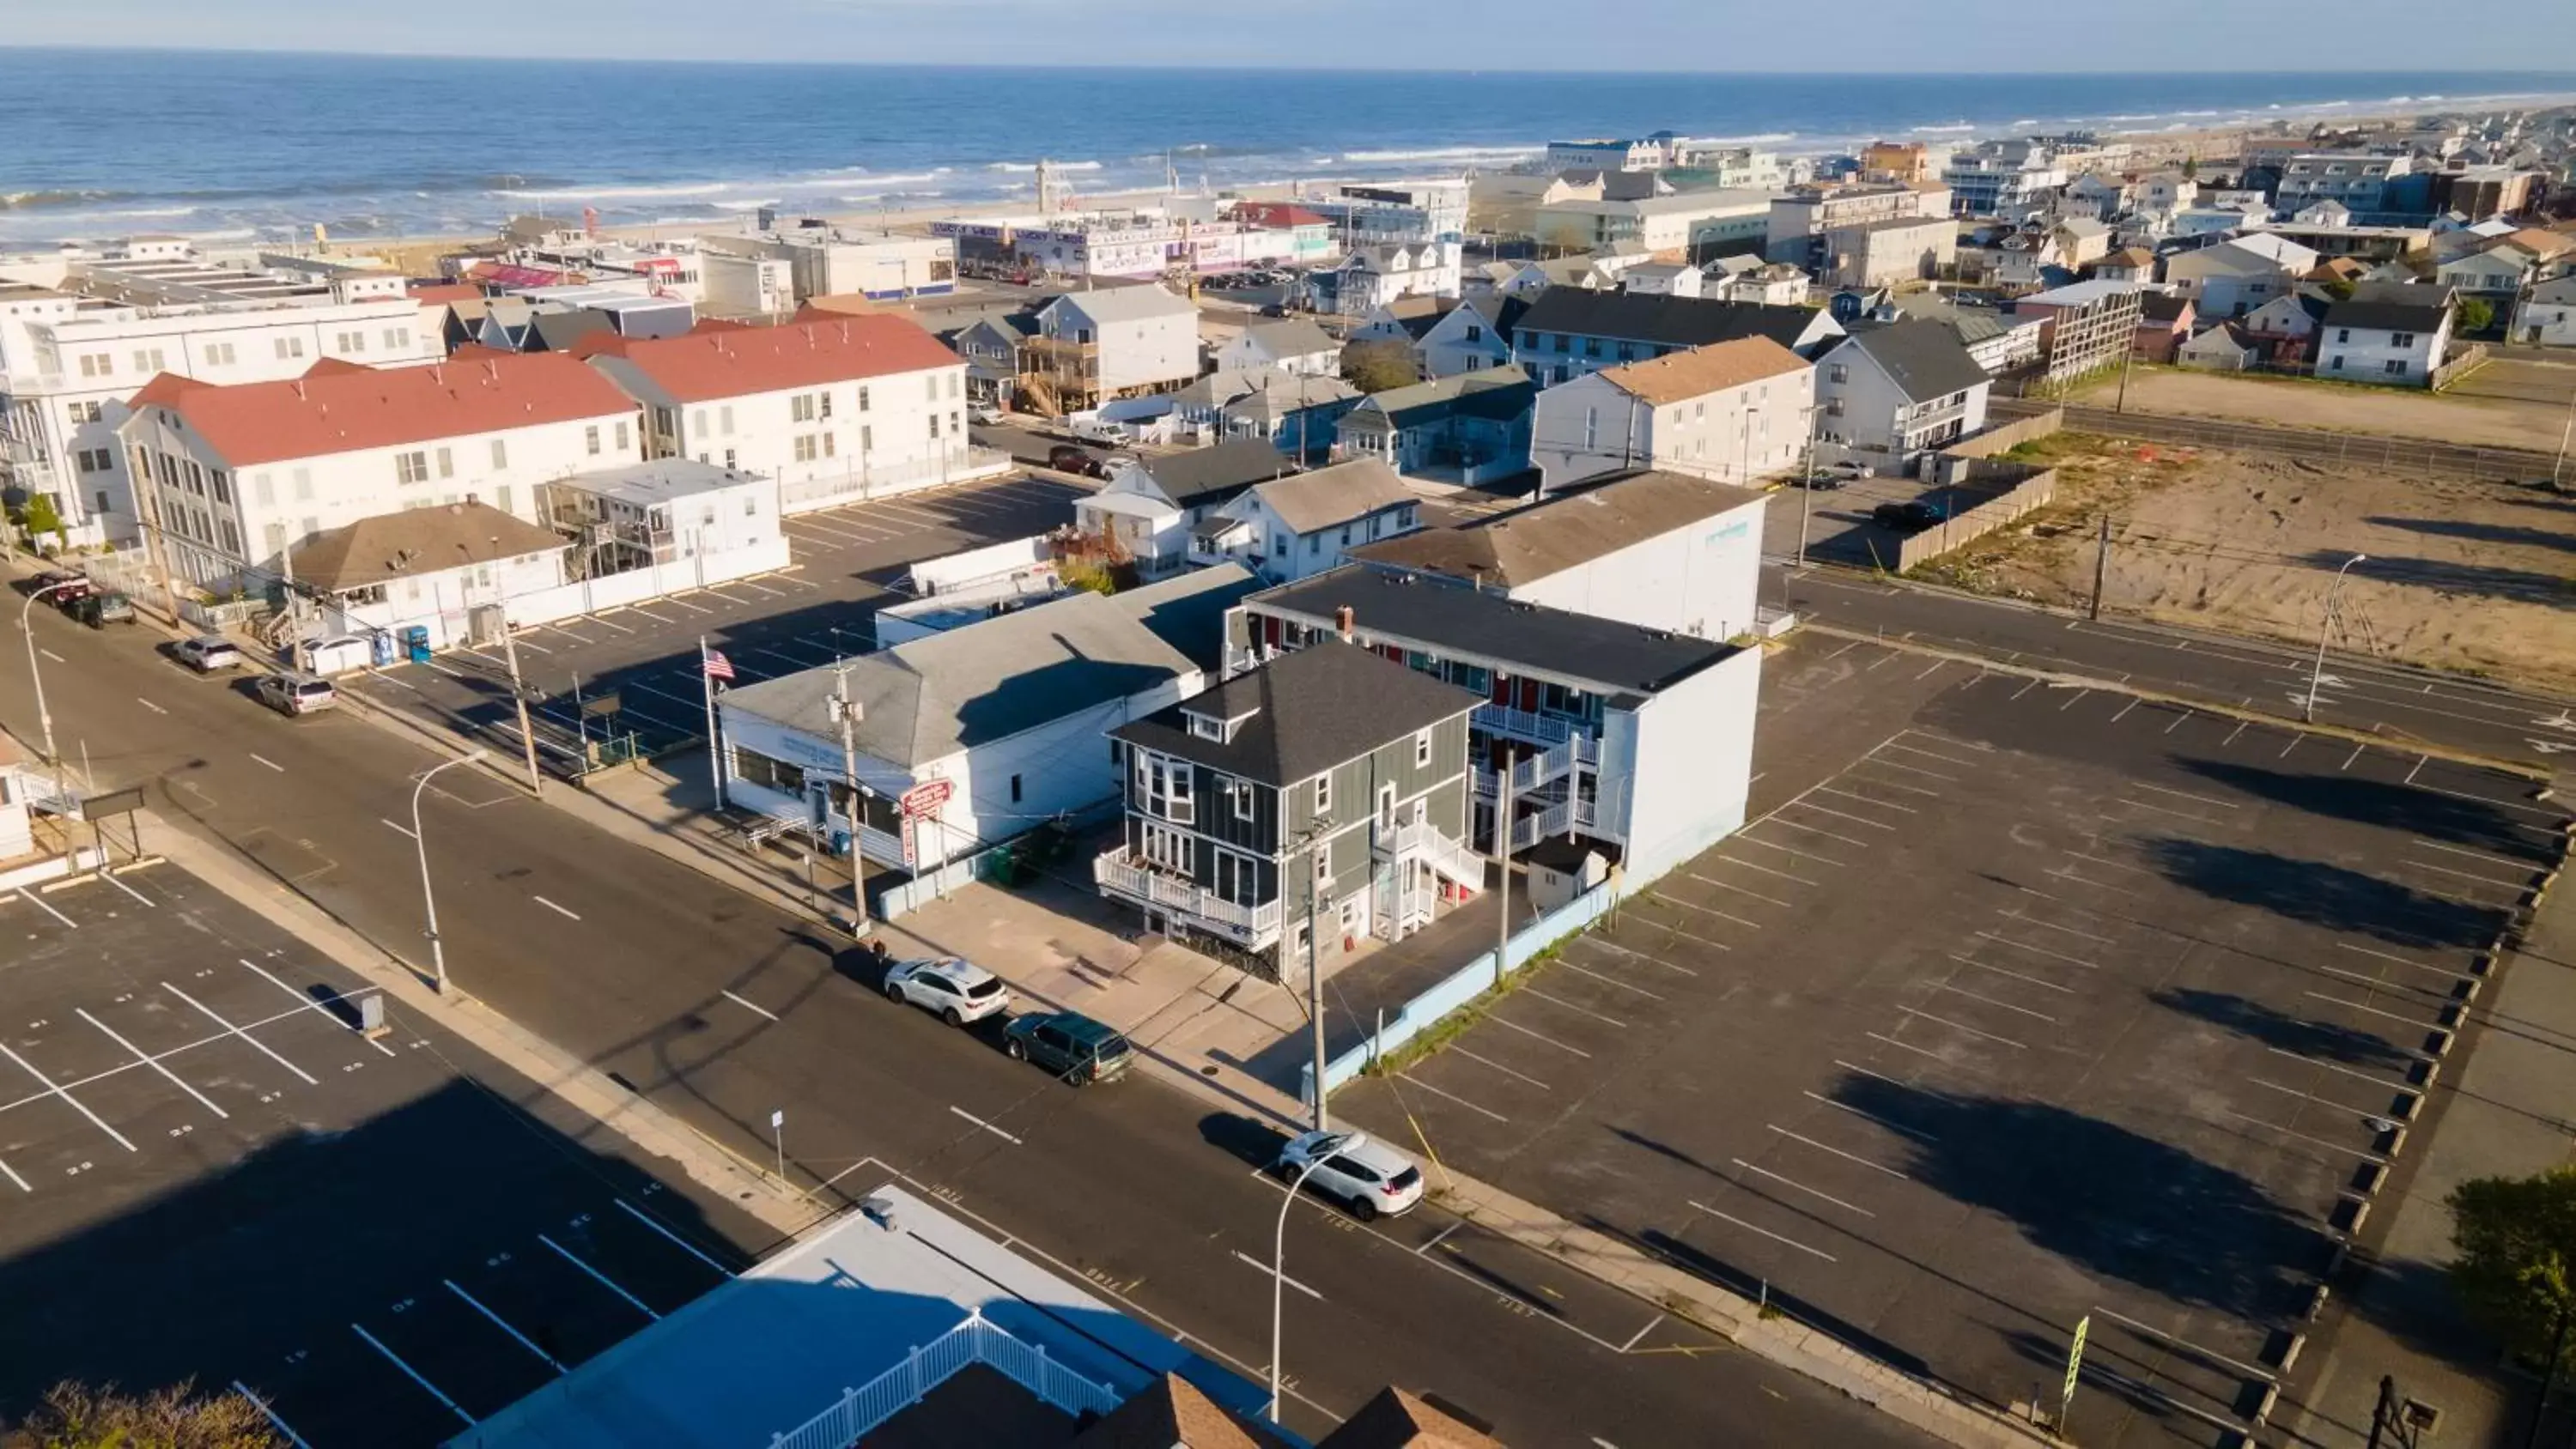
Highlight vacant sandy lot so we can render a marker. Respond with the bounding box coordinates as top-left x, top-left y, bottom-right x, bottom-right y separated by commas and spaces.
1918, 432, 2576, 691
2072, 364, 2572, 452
